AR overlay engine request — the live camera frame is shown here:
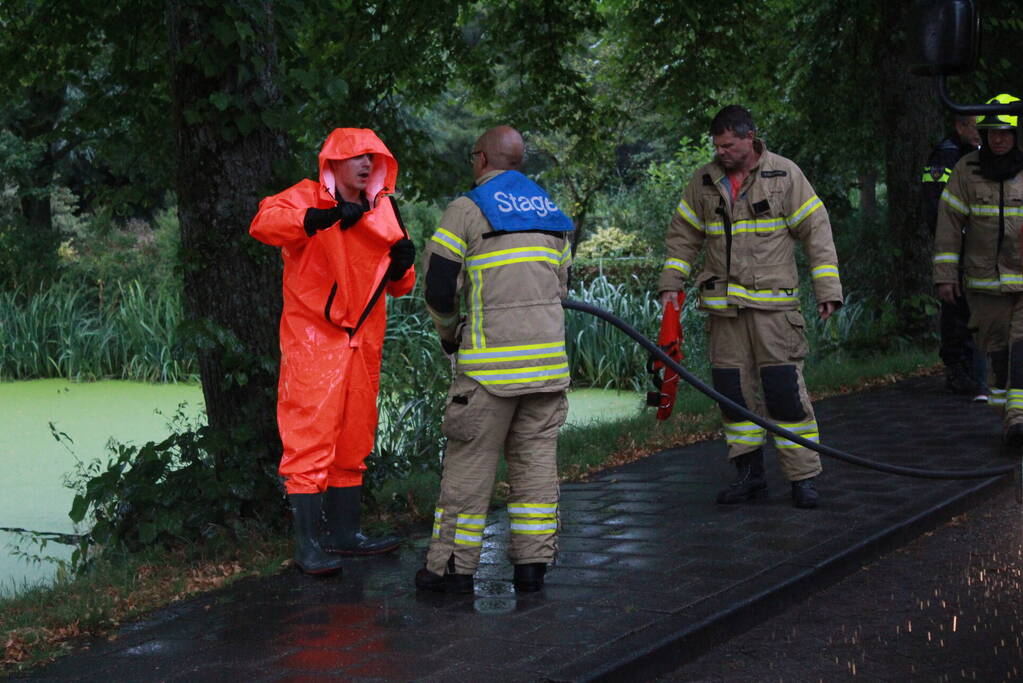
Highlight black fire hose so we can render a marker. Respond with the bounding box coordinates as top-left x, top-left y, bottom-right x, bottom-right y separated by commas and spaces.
563, 298, 1020, 485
